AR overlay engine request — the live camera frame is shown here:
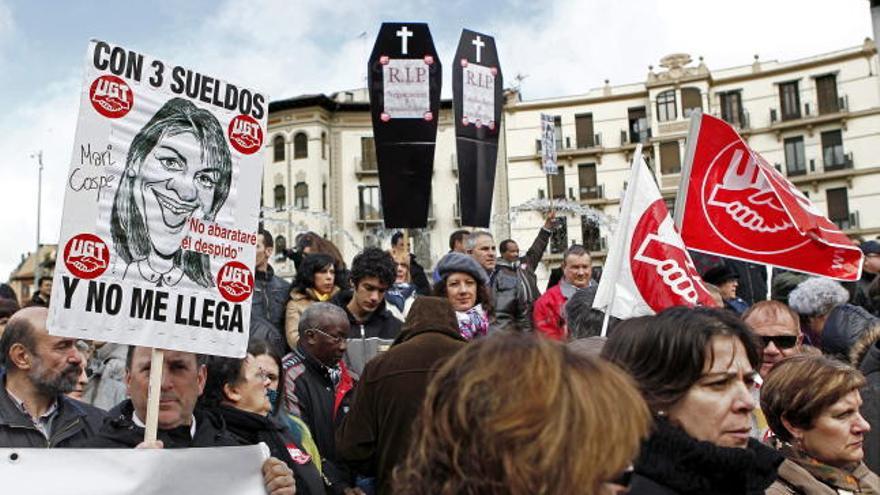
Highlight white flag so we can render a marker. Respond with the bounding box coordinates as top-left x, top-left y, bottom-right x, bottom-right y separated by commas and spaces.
593, 146, 716, 321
